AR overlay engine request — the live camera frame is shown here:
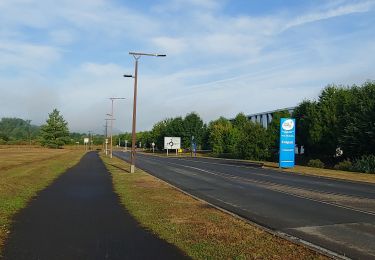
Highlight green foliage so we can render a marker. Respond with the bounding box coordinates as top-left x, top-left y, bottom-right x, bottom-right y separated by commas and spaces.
293, 81, 375, 161
235, 120, 270, 160
207, 113, 270, 160
208, 117, 237, 155
232, 113, 248, 129
333, 160, 353, 171
183, 112, 205, 149
40, 109, 69, 148
352, 155, 375, 174
307, 159, 325, 168
0, 118, 39, 143
145, 113, 206, 150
